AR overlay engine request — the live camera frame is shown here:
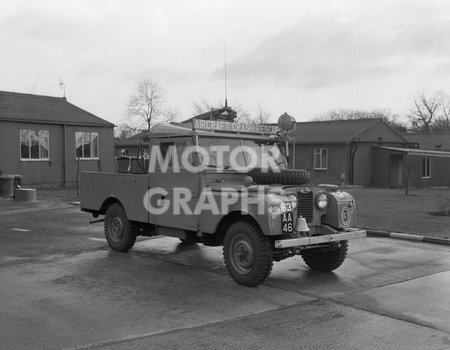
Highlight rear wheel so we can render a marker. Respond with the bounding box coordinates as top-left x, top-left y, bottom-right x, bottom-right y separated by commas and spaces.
300, 241, 348, 272
223, 220, 273, 287
104, 203, 137, 252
